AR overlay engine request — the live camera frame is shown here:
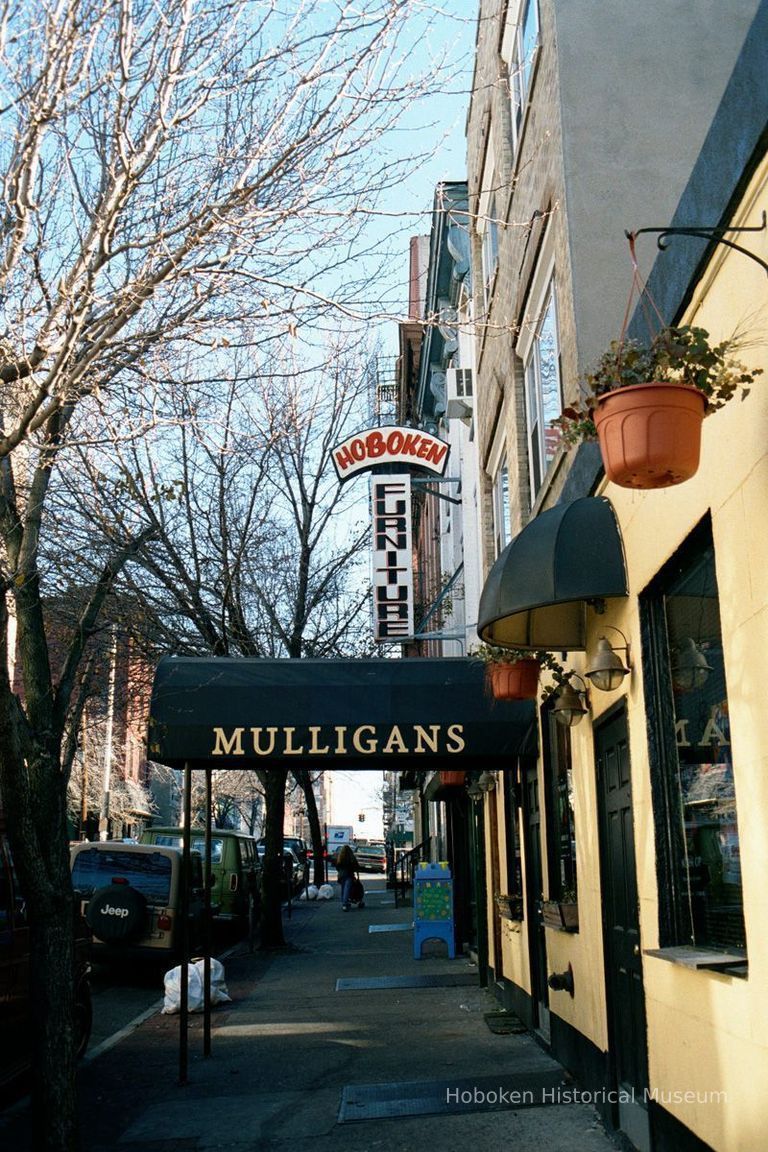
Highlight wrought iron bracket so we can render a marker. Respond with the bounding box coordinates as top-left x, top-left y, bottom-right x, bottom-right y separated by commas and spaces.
411, 476, 463, 506
626, 210, 768, 276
